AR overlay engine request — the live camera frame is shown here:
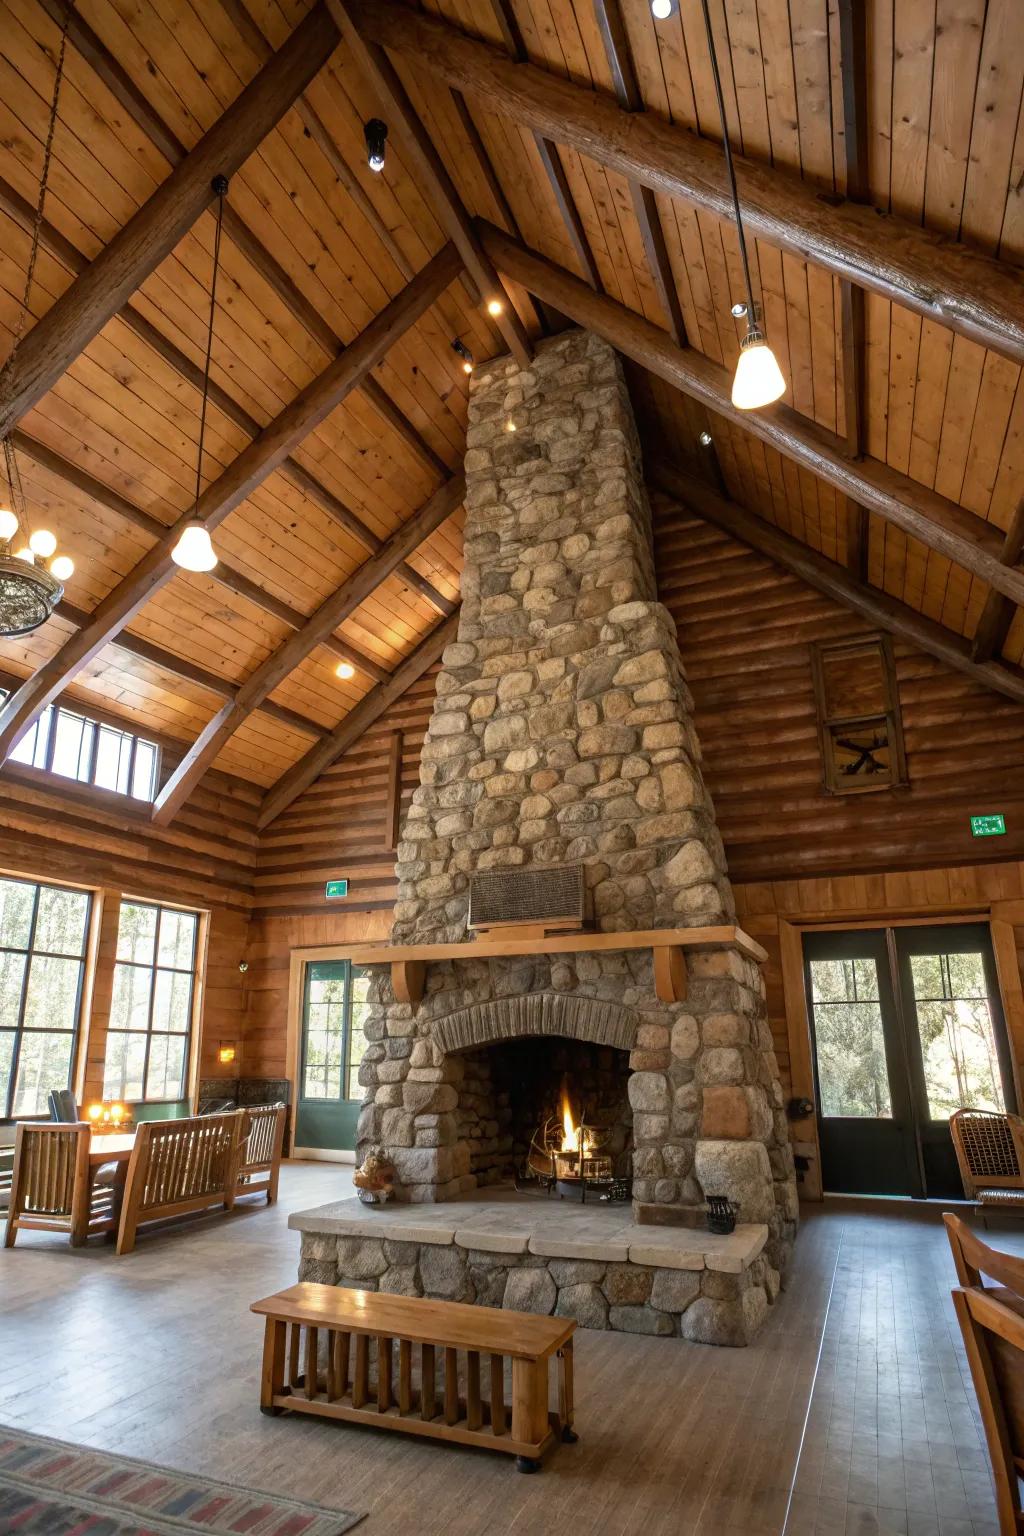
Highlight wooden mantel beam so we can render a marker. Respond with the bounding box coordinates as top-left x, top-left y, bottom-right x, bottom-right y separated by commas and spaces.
0, 243, 463, 767
0, 3, 338, 439
348, 0, 1024, 366
258, 612, 459, 829
478, 221, 1024, 610
652, 463, 1024, 709
152, 476, 465, 825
